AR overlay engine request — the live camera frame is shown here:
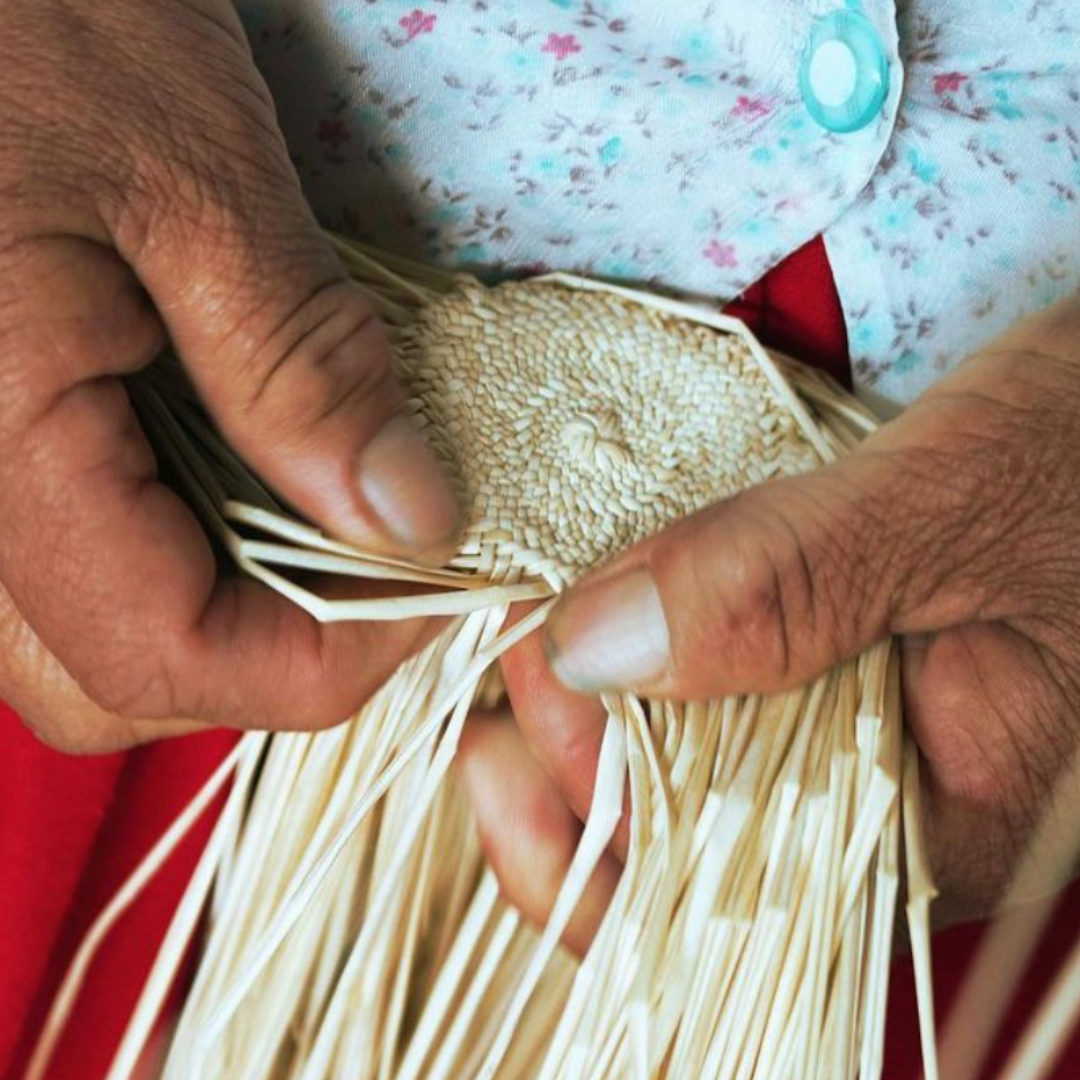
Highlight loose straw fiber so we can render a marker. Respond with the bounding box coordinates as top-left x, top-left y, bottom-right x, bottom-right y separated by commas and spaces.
29, 242, 939, 1080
